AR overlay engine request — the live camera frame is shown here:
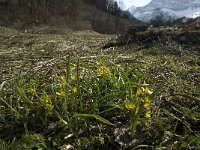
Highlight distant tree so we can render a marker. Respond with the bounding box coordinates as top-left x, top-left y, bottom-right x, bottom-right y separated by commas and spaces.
113, 2, 120, 15
89, 7, 97, 27
113, 2, 121, 33
84, 0, 108, 11
41, 0, 49, 23
165, 12, 177, 26
108, 1, 120, 15
28, 0, 38, 25
69, 0, 77, 18
116, 0, 125, 10
150, 8, 176, 27
150, 8, 165, 26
